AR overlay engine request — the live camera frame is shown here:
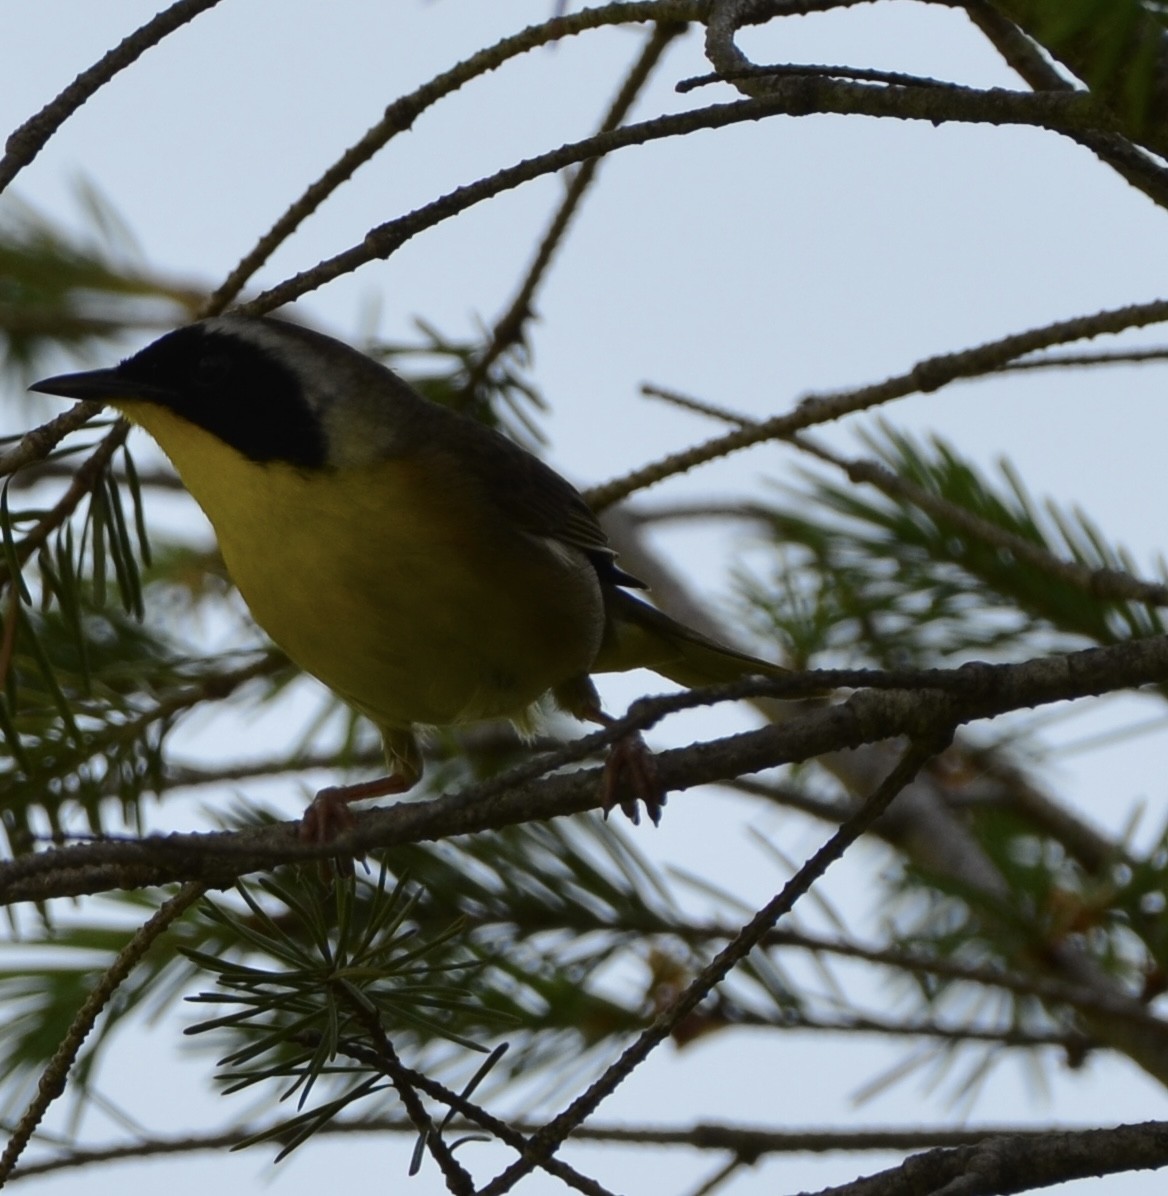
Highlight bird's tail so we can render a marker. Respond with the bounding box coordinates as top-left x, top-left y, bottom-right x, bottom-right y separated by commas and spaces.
594, 589, 787, 690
